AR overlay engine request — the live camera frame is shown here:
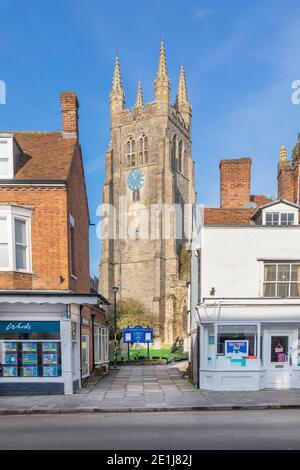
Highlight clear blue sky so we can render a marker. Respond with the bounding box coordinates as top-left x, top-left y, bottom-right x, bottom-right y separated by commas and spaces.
1, 0, 300, 276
